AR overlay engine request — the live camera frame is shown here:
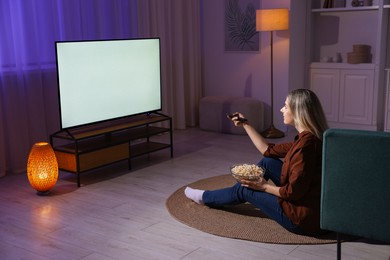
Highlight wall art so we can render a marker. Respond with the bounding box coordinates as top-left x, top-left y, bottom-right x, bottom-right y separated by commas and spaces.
224, 0, 260, 52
